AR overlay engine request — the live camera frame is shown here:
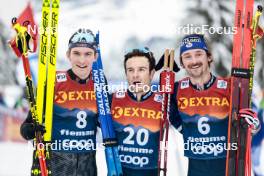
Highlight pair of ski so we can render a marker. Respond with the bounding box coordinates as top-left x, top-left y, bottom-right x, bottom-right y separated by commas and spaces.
92, 33, 123, 176
226, 0, 263, 176
158, 49, 175, 176
10, 0, 60, 176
